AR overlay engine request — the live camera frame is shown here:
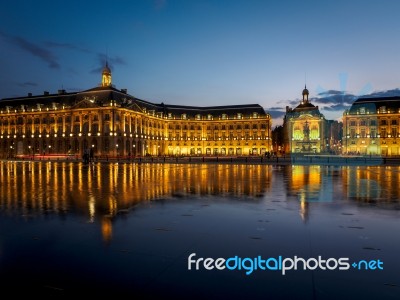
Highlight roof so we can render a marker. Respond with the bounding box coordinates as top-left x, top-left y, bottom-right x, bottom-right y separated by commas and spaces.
293, 101, 317, 111
348, 96, 400, 114
0, 86, 268, 119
